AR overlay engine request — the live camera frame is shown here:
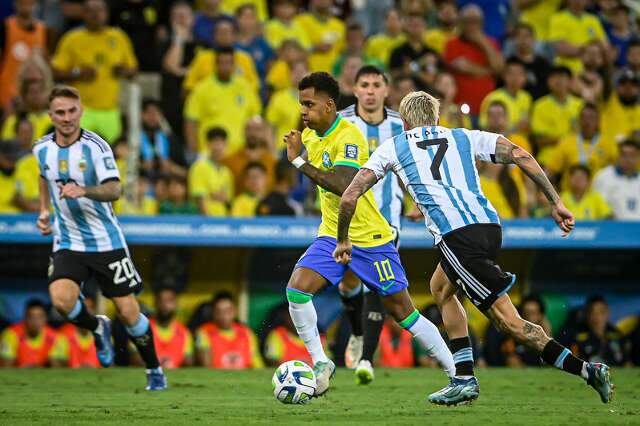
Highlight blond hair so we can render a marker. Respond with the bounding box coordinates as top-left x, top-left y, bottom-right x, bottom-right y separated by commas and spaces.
399, 91, 440, 128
